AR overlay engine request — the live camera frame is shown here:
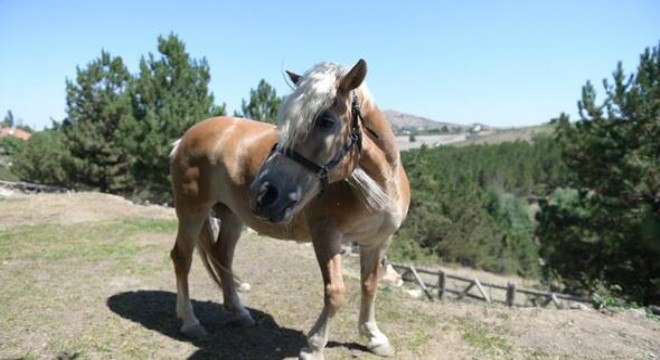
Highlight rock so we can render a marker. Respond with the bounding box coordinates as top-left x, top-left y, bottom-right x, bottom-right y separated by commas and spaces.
624, 308, 648, 320
405, 289, 423, 298
569, 303, 591, 311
